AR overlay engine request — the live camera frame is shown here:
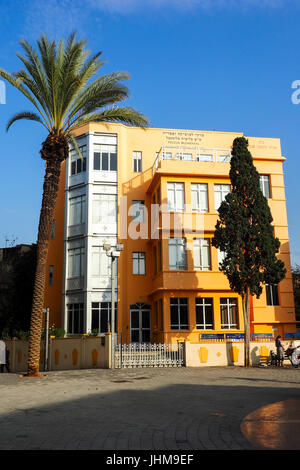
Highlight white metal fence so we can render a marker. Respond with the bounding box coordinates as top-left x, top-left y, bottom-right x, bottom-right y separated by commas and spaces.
115, 343, 184, 368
